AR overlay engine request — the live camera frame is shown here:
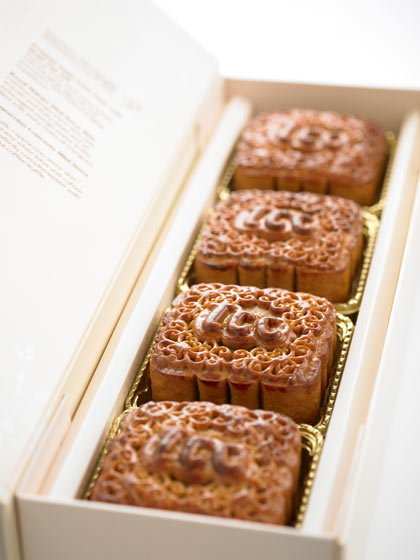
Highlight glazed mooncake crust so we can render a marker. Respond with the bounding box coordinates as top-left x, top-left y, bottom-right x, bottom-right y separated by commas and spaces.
150, 283, 336, 423
90, 401, 301, 525
234, 109, 387, 206
195, 190, 363, 303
